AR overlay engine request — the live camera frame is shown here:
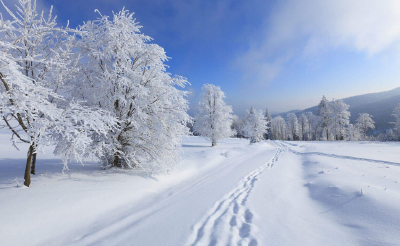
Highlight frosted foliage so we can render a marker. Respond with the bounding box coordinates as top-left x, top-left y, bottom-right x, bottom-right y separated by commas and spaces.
231, 115, 240, 138
299, 113, 309, 140
243, 107, 268, 143
271, 116, 287, 140
347, 124, 361, 141
392, 104, 400, 140
74, 9, 190, 173
194, 84, 233, 146
286, 113, 299, 140
329, 99, 350, 140
356, 113, 375, 140
0, 0, 112, 173
305, 111, 320, 141
264, 107, 272, 139
318, 96, 332, 140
